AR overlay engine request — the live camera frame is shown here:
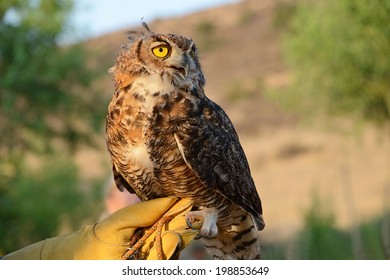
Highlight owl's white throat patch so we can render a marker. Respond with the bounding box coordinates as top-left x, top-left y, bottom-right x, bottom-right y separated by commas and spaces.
132, 73, 176, 112
133, 73, 176, 95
